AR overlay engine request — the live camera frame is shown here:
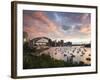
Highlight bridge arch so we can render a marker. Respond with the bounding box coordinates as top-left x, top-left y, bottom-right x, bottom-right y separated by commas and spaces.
30, 37, 52, 48
31, 37, 51, 43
